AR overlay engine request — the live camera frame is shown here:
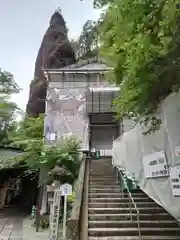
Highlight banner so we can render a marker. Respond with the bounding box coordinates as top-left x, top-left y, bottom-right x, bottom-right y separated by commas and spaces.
170, 165, 180, 196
